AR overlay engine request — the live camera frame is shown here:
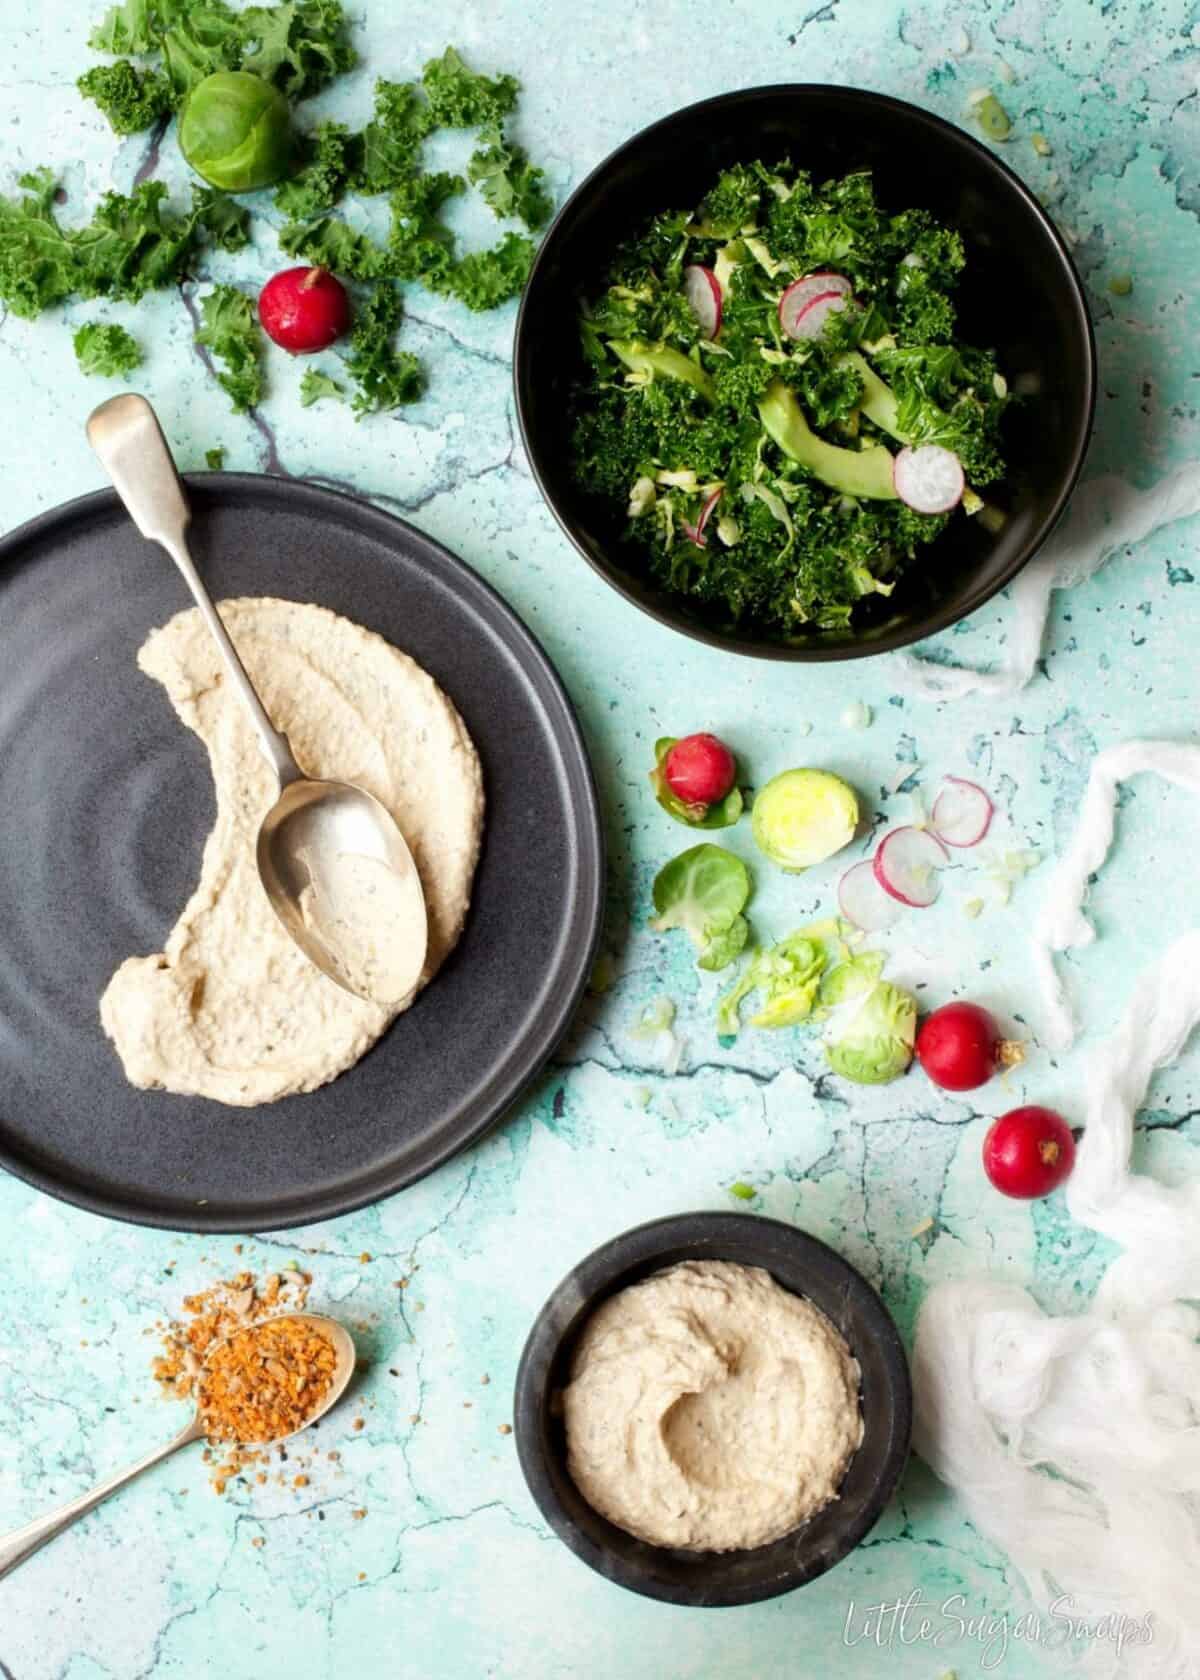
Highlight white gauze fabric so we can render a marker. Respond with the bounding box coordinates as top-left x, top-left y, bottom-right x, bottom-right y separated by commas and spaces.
915, 748, 1200, 1674
1031, 741, 1200, 1051
892, 464, 1200, 700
